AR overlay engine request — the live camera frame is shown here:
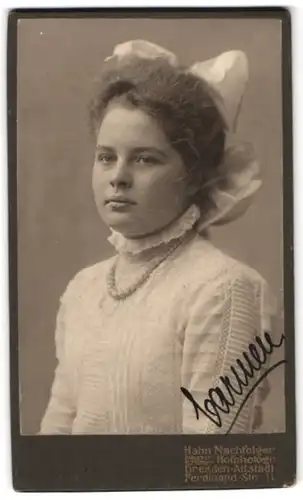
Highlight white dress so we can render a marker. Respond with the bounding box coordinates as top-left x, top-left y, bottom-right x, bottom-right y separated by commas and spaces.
40, 205, 276, 435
